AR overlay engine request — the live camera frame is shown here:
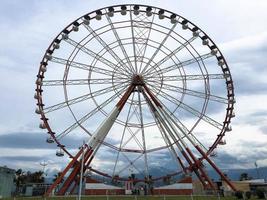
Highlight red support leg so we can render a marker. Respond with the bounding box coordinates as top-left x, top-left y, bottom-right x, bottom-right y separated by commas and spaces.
177, 156, 186, 172
181, 150, 209, 188
185, 148, 215, 190
45, 147, 84, 196
195, 145, 237, 191
57, 148, 93, 195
